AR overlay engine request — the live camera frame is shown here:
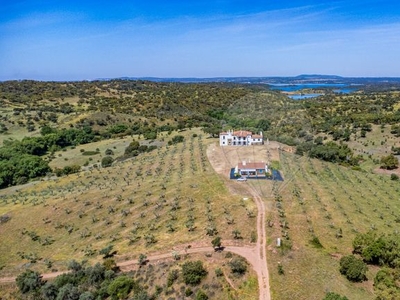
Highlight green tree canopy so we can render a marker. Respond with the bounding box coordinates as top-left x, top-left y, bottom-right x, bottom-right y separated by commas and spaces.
181, 260, 208, 285
380, 154, 399, 170
101, 156, 114, 168
339, 255, 368, 282
16, 269, 44, 294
